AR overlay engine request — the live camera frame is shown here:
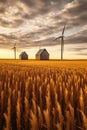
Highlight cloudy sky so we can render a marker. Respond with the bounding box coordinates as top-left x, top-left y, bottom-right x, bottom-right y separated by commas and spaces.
0, 0, 87, 59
